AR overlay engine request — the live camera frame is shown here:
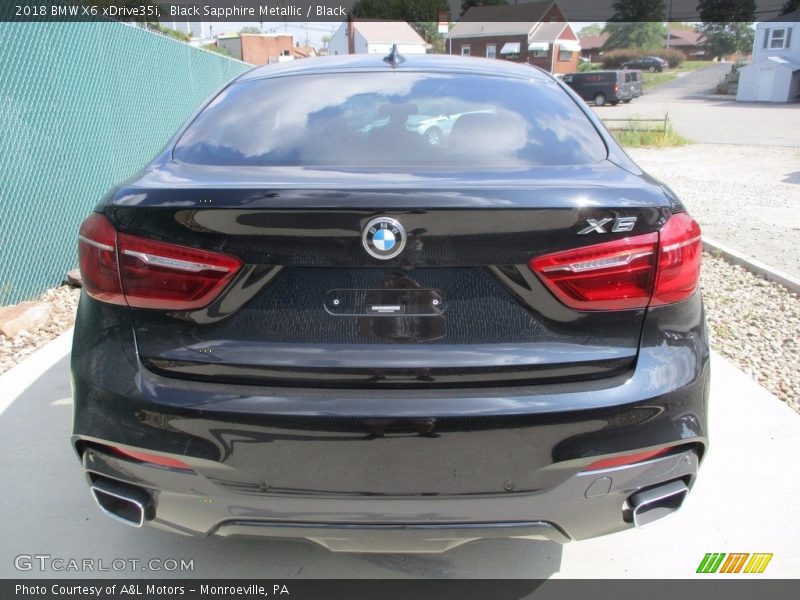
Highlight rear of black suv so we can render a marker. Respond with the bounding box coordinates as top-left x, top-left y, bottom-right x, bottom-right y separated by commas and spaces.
71, 55, 709, 553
